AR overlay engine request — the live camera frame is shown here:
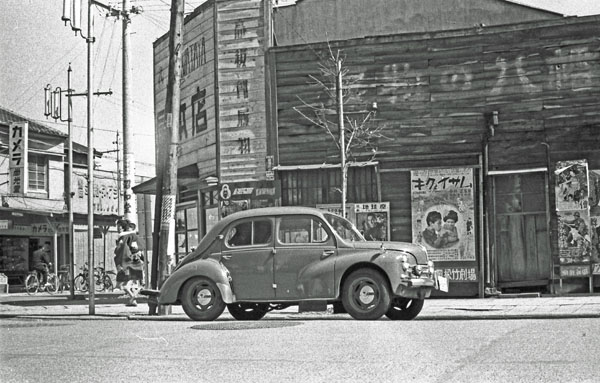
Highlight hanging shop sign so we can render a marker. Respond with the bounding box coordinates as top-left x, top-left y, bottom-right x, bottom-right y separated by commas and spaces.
555, 160, 592, 266
411, 168, 476, 262
8, 122, 28, 194
219, 181, 281, 218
